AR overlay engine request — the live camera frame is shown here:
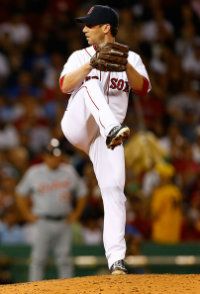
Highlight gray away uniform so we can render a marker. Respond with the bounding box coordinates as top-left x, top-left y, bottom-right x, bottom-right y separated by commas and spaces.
16, 162, 87, 281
